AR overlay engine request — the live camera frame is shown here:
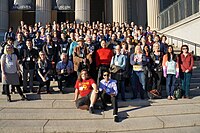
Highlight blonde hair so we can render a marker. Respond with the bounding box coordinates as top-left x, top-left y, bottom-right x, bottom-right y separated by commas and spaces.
153, 42, 160, 52
134, 45, 142, 54
4, 45, 14, 55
